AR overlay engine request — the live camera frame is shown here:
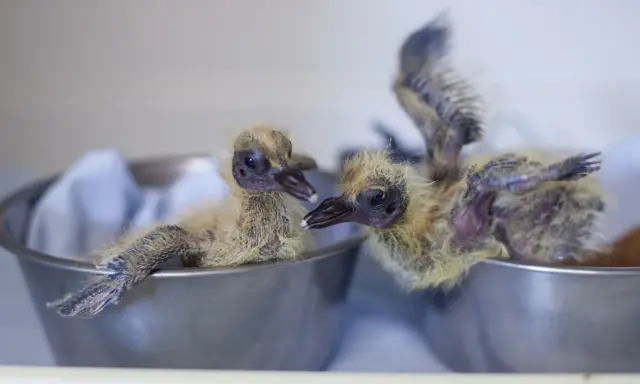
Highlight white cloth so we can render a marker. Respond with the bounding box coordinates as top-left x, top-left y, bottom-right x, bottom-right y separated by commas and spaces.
26, 149, 228, 259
